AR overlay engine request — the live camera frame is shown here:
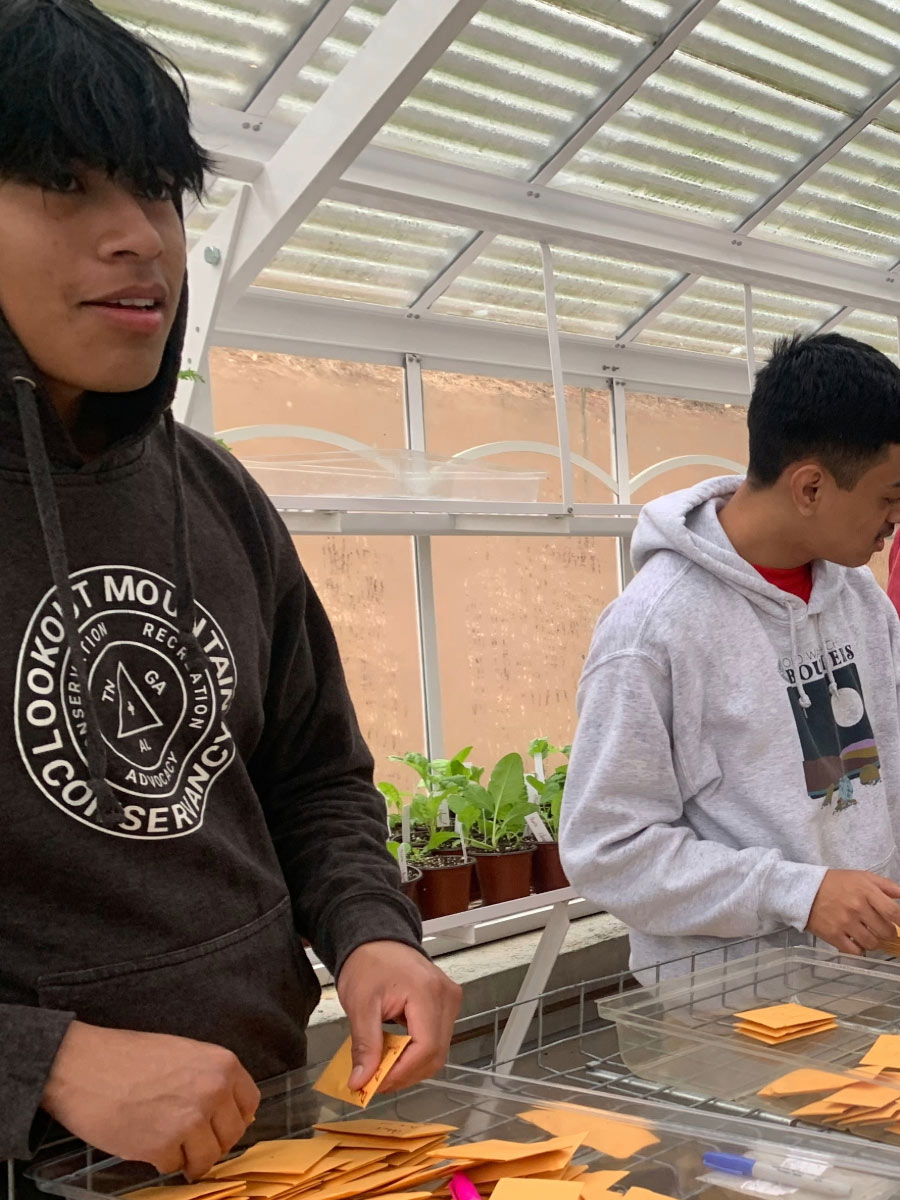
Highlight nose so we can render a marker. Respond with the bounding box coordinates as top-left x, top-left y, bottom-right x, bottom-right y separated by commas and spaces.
96, 190, 166, 264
